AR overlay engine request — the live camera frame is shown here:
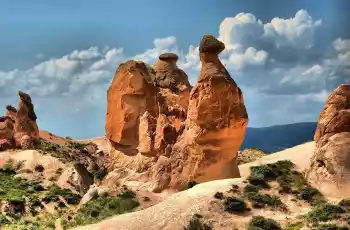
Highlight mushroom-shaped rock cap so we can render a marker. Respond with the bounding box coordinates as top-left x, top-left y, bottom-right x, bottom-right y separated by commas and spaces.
159, 53, 179, 61
6, 105, 17, 112
199, 34, 225, 54
18, 91, 32, 103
